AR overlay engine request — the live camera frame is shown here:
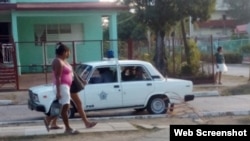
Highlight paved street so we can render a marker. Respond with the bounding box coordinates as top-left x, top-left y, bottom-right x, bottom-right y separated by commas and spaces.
226, 64, 250, 78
